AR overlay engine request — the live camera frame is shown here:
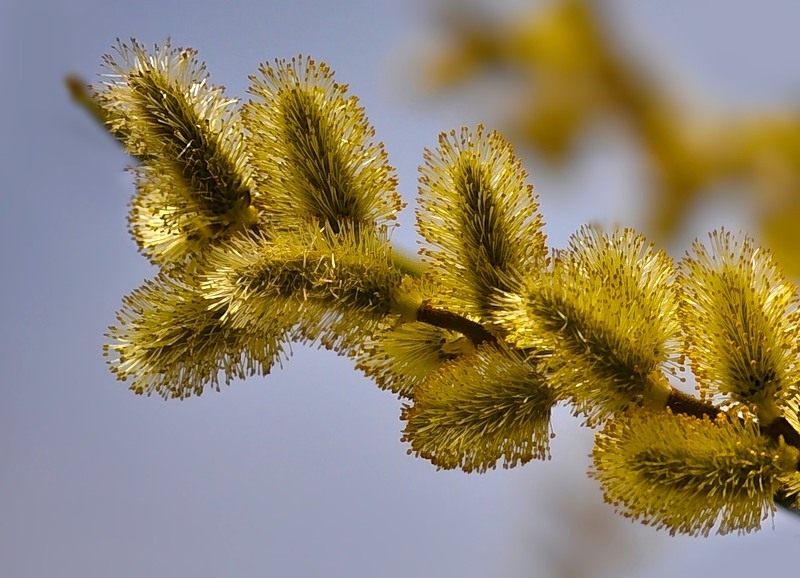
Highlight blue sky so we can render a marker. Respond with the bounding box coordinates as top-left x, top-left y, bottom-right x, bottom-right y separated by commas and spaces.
3, 1, 800, 577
